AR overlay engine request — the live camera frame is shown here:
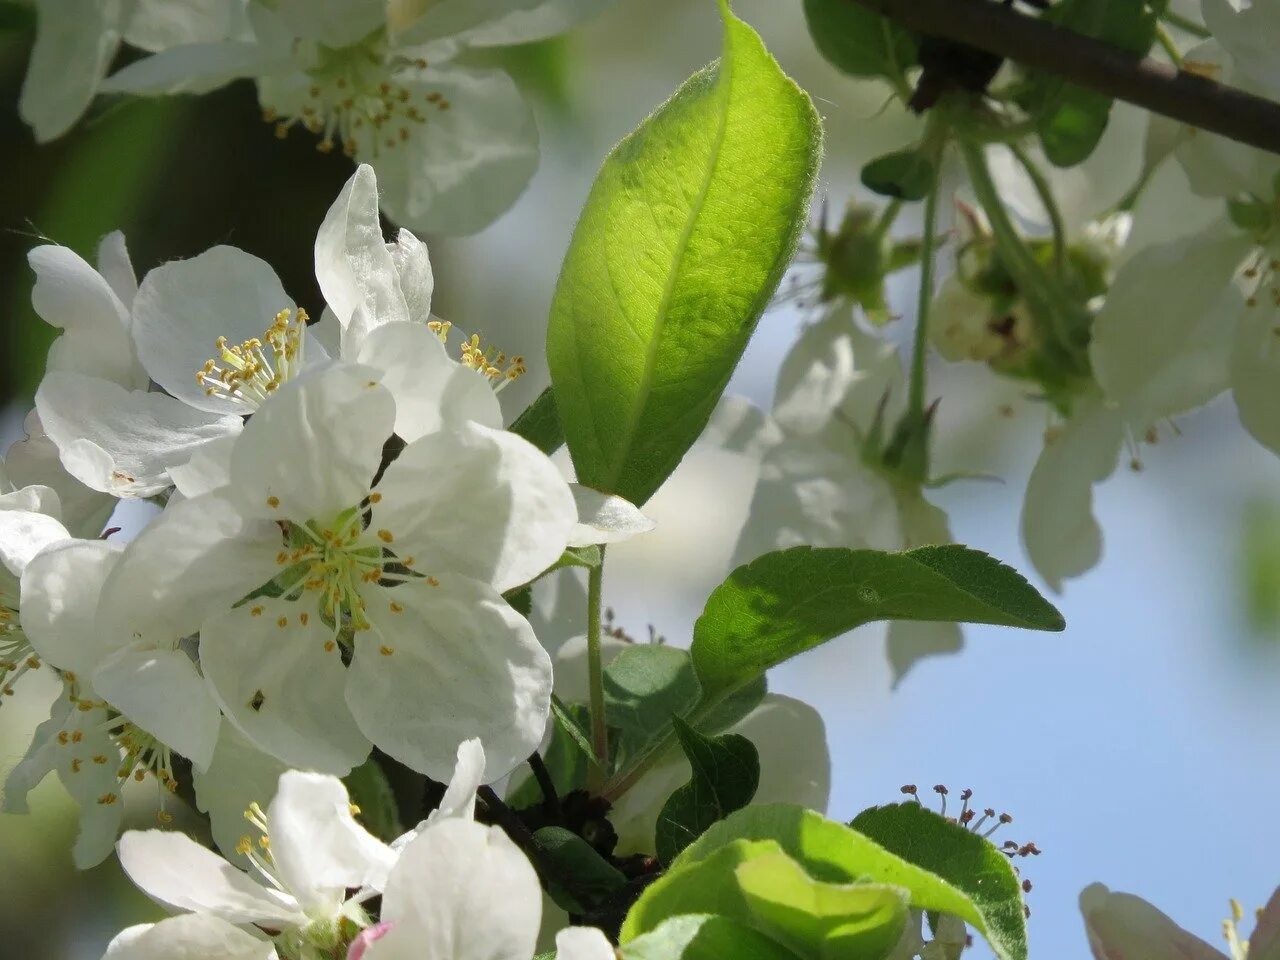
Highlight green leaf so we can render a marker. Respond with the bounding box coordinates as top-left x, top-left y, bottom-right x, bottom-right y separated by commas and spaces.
507, 699, 593, 810
510, 387, 565, 456
850, 804, 1028, 960
801, 0, 916, 82
546, 0, 821, 506
691, 545, 1064, 705
505, 585, 533, 617
655, 718, 760, 864
736, 853, 910, 960
551, 695, 600, 766
605, 645, 700, 754
1021, 0, 1157, 166
342, 758, 403, 843
624, 804, 1026, 960
621, 914, 806, 960
860, 149, 936, 202
534, 826, 627, 914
